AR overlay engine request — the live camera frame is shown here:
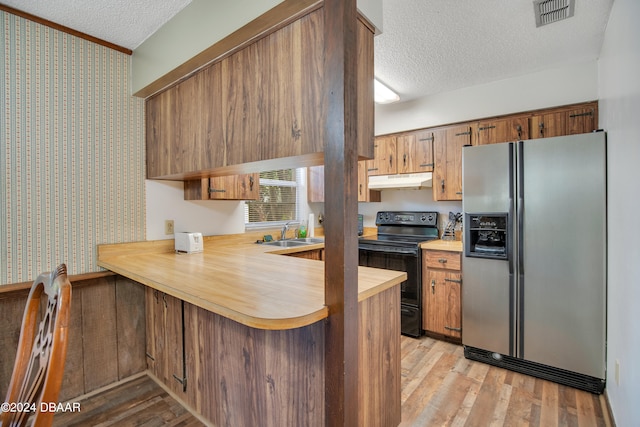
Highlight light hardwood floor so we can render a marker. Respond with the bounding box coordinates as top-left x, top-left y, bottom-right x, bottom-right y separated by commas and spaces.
53, 335, 613, 426
400, 335, 613, 427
